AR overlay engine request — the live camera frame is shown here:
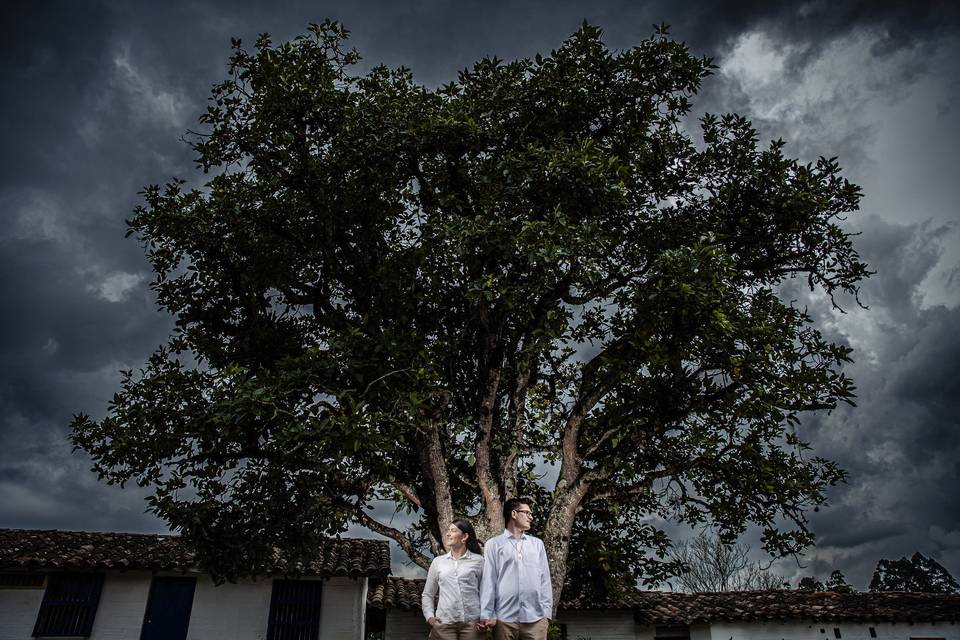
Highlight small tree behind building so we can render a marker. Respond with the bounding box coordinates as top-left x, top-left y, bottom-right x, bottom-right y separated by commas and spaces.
799, 570, 855, 592
869, 553, 960, 593
671, 530, 787, 592
825, 569, 855, 593
797, 576, 824, 592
